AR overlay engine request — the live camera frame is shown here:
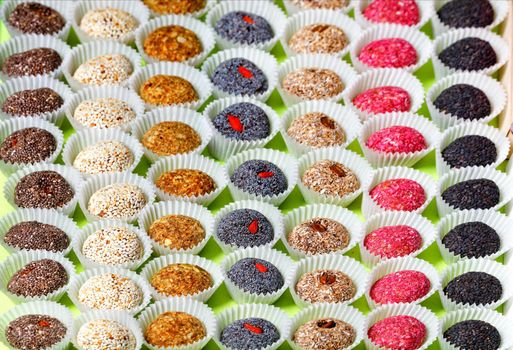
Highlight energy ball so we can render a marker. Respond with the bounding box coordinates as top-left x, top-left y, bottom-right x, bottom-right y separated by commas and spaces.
368, 315, 426, 350
8, 2, 65, 35
359, 38, 418, 69
439, 37, 497, 72
0, 127, 57, 165
2, 88, 63, 117
73, 97, 136, 129
139, 74, 198, 106
73, 54, 133, 86
442, 221, 500, 258
14, 170, 74, 209
437, 0, 495, 29
302, 160, 360, 197
287, 112, 346, 148
148, 214, 205, 251
364, 225, 423, 258
227, 257, 284, 295
289, 24, 348, 55
353, 86, 411, 115
80, 8, 138, 40
213, 102, 271, 141
211, 58, 268, 96
433, 84, 491, 121
443, 320, 501, 350
150, 263, 212, 297
143, 25, 202, 62
87, 183, 147, 219
442, 135, 497, 169
73, 141, 134, 175
143, 0, 206, 15
215, 11, 274, 45
77, 319, 136, 350
2, 48, 62, 77
288, 217, 350, 255
366, 126, 427, 154
4, 221, 69, 253
363, 0, 420, 26
231, 159, 288, 197
370, 178, 426, 212
296, 269, 356, 303
6, 314, 67, 350
216, 209, 274, 248
145, 311, 206, 348
156, 169, 216, 197
141, 121, 201, 156
293, 318, 356, 350
370, 270, 431, 304
290, 0, 349, 10
441, 178, 500, 210
443, 271, 502, 306
7, 259, 68, 297
220, 318, 280, 350
283, 68, 343, 100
